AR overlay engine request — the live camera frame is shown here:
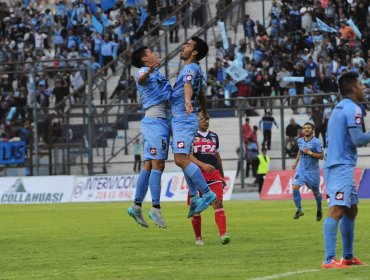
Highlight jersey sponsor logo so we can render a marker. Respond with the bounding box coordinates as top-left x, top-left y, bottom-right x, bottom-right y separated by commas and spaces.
185, 75, 193, 82
177, 141, 185, 149
335, 191, 344, 200
355, 115, 362, 125
150, 148, 157, 155
192, 143, 217, 154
